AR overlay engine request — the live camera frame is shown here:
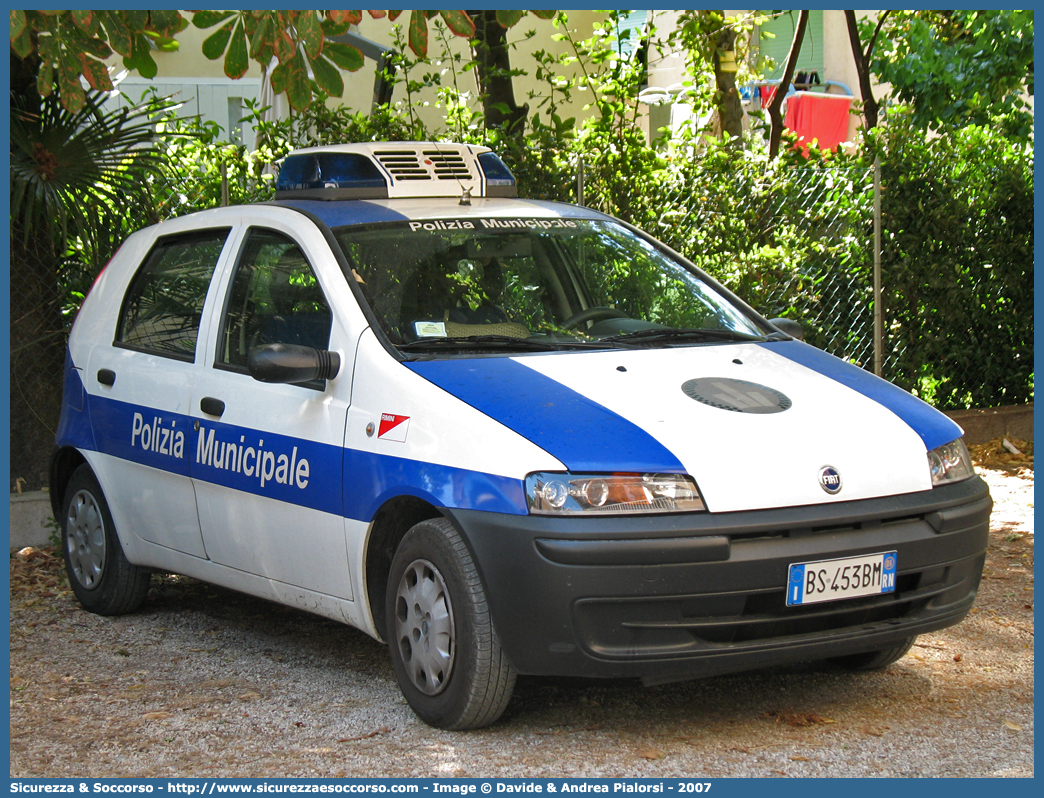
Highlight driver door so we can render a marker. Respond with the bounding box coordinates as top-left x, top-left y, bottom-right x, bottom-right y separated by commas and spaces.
189, 227, 353, 599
